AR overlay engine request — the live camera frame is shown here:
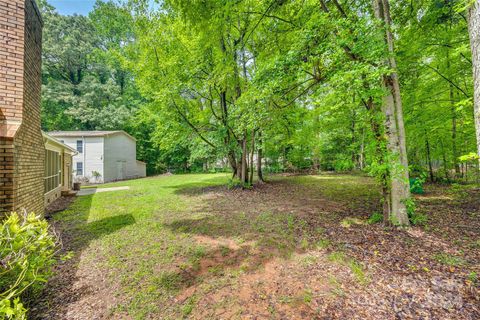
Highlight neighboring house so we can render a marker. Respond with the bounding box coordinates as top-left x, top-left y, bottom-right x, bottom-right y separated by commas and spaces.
48, 131, 146, 183
43, 133, 77, 206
